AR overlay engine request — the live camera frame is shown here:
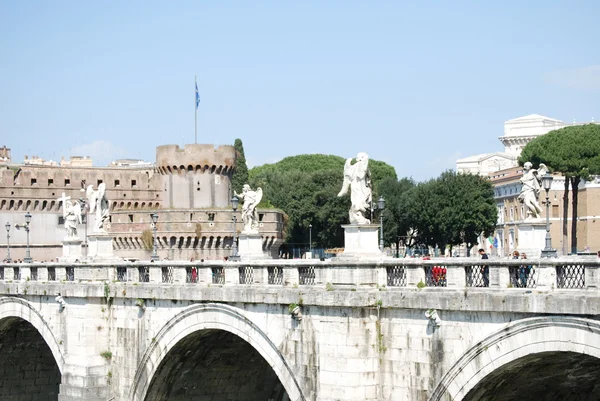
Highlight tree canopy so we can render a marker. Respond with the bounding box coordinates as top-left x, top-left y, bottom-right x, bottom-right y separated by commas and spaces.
518, 124, 600, 177
406, 171, 497, 253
